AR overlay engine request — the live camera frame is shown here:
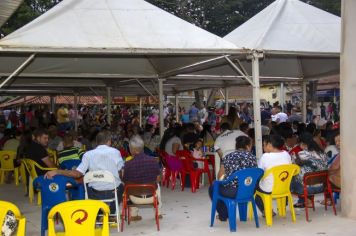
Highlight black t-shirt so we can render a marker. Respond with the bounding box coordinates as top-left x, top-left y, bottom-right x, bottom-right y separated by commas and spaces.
27, 141, 48, 174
